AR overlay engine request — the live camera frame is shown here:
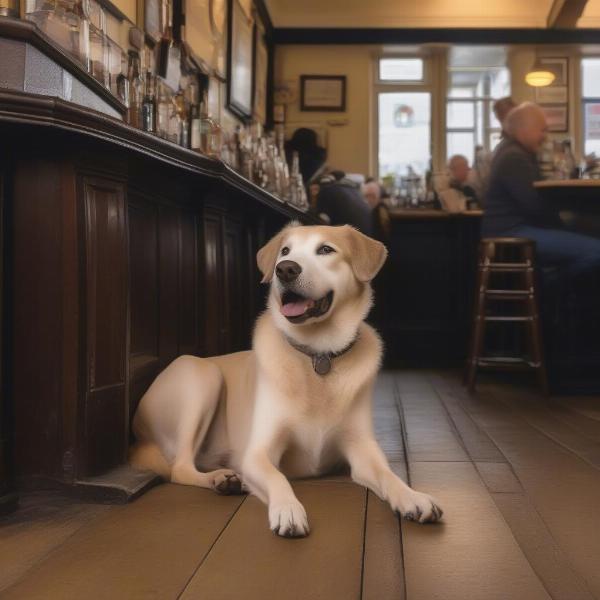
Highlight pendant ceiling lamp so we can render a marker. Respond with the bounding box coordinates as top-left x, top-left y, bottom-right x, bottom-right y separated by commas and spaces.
525, 57, 556, 87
